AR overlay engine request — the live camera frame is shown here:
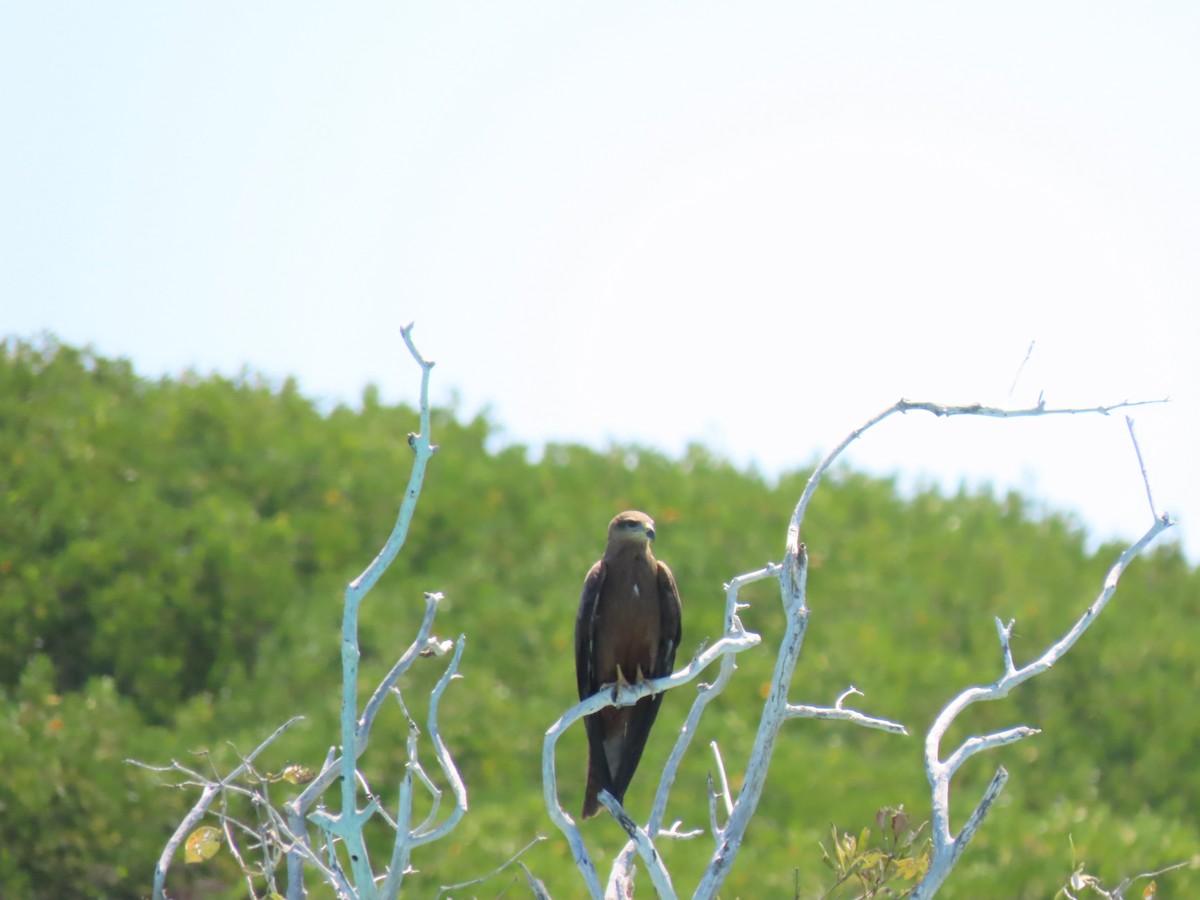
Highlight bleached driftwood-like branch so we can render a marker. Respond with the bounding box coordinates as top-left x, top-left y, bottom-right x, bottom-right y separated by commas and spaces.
692, 395, 1167, 900
784, 397, 1168, 554
765, 394, 1171, 900
285, 324, 468, 900
546, 393, 1170, 899
911, 511, 1173, 898
377, 636, 468, 897
786, 685, 909, 733
305, 323, 443, 896
904, 404, 1173, 898
692, 548, 906, 897
142, 326, 468, 900
286, 592, 452, 815
136, 716, 303, 900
